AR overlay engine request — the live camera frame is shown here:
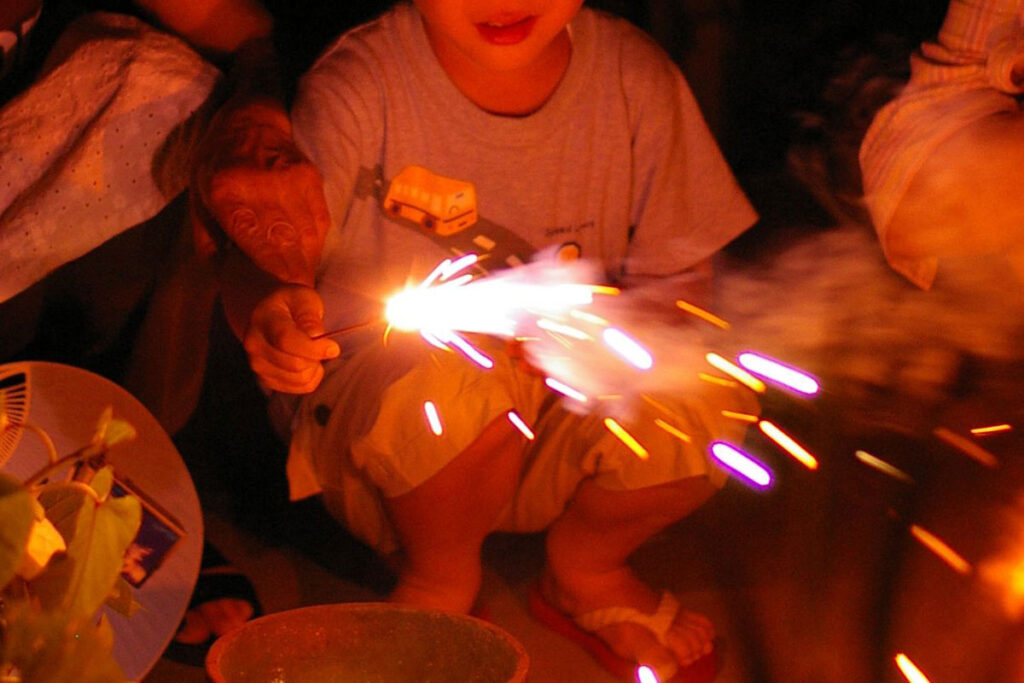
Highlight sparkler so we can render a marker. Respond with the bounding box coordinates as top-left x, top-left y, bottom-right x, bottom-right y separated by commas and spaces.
370, 255, 822, 493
